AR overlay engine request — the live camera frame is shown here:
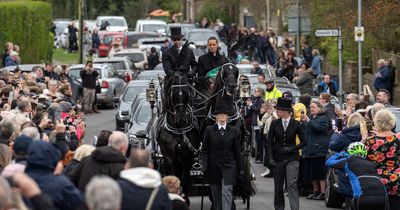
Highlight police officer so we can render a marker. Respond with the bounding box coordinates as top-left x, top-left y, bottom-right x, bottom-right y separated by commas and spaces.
267, 97, 305, 210
195, 37, 228, 96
